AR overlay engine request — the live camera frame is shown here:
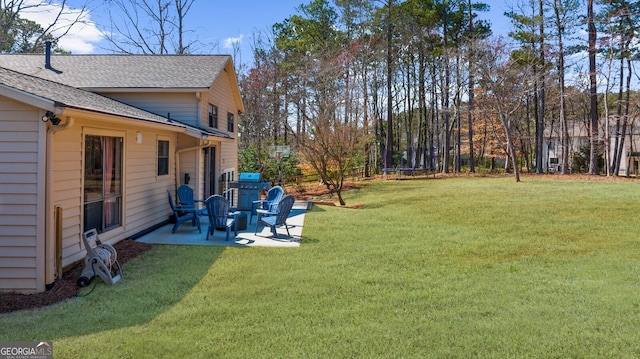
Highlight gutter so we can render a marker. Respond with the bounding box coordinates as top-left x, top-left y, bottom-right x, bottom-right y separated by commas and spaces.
0, 84, 60, 112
